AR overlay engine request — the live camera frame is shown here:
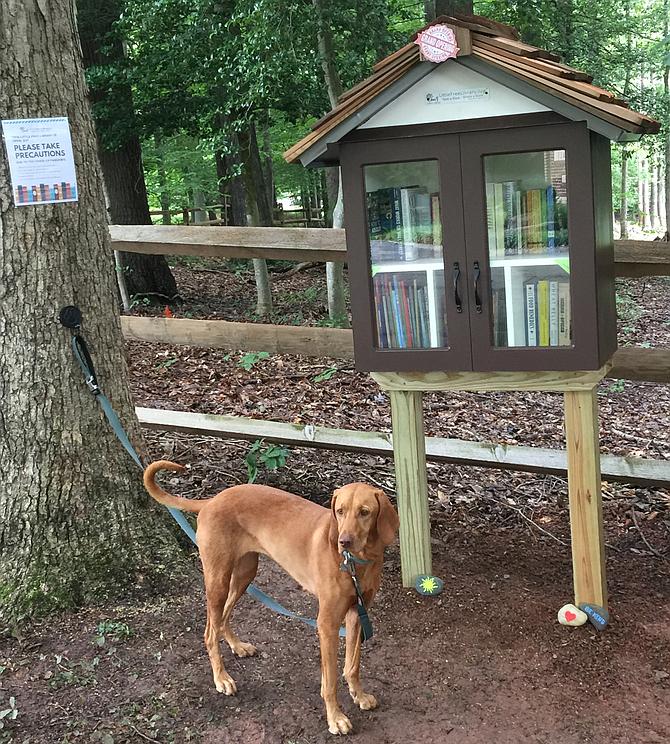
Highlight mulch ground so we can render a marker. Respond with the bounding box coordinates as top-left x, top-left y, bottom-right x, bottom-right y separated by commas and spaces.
2, 261, 670, 743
